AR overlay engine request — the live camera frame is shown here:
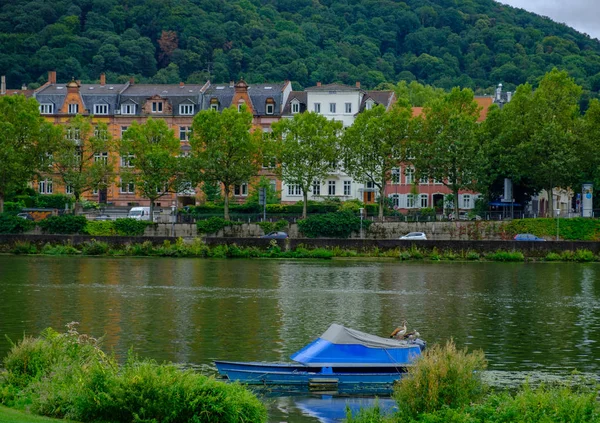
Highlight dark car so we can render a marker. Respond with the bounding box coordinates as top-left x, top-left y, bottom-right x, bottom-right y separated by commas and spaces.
260, 231, 288, 239
514, 233, 545, 241
94, 214, 112, 221
17, 212, 34, 221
